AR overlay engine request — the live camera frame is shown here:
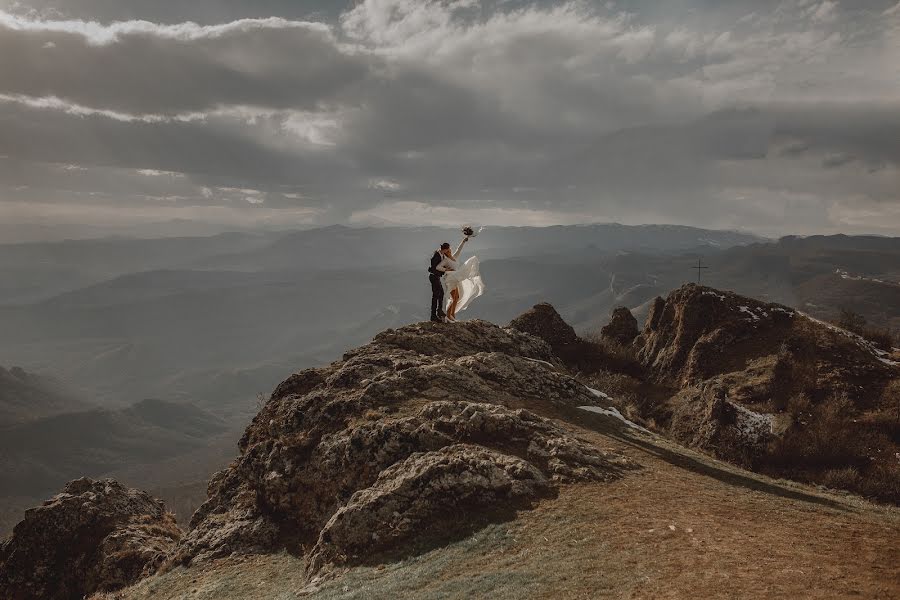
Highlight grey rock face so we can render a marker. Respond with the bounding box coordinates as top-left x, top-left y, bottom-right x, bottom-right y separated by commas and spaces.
0, 478, 181, 600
